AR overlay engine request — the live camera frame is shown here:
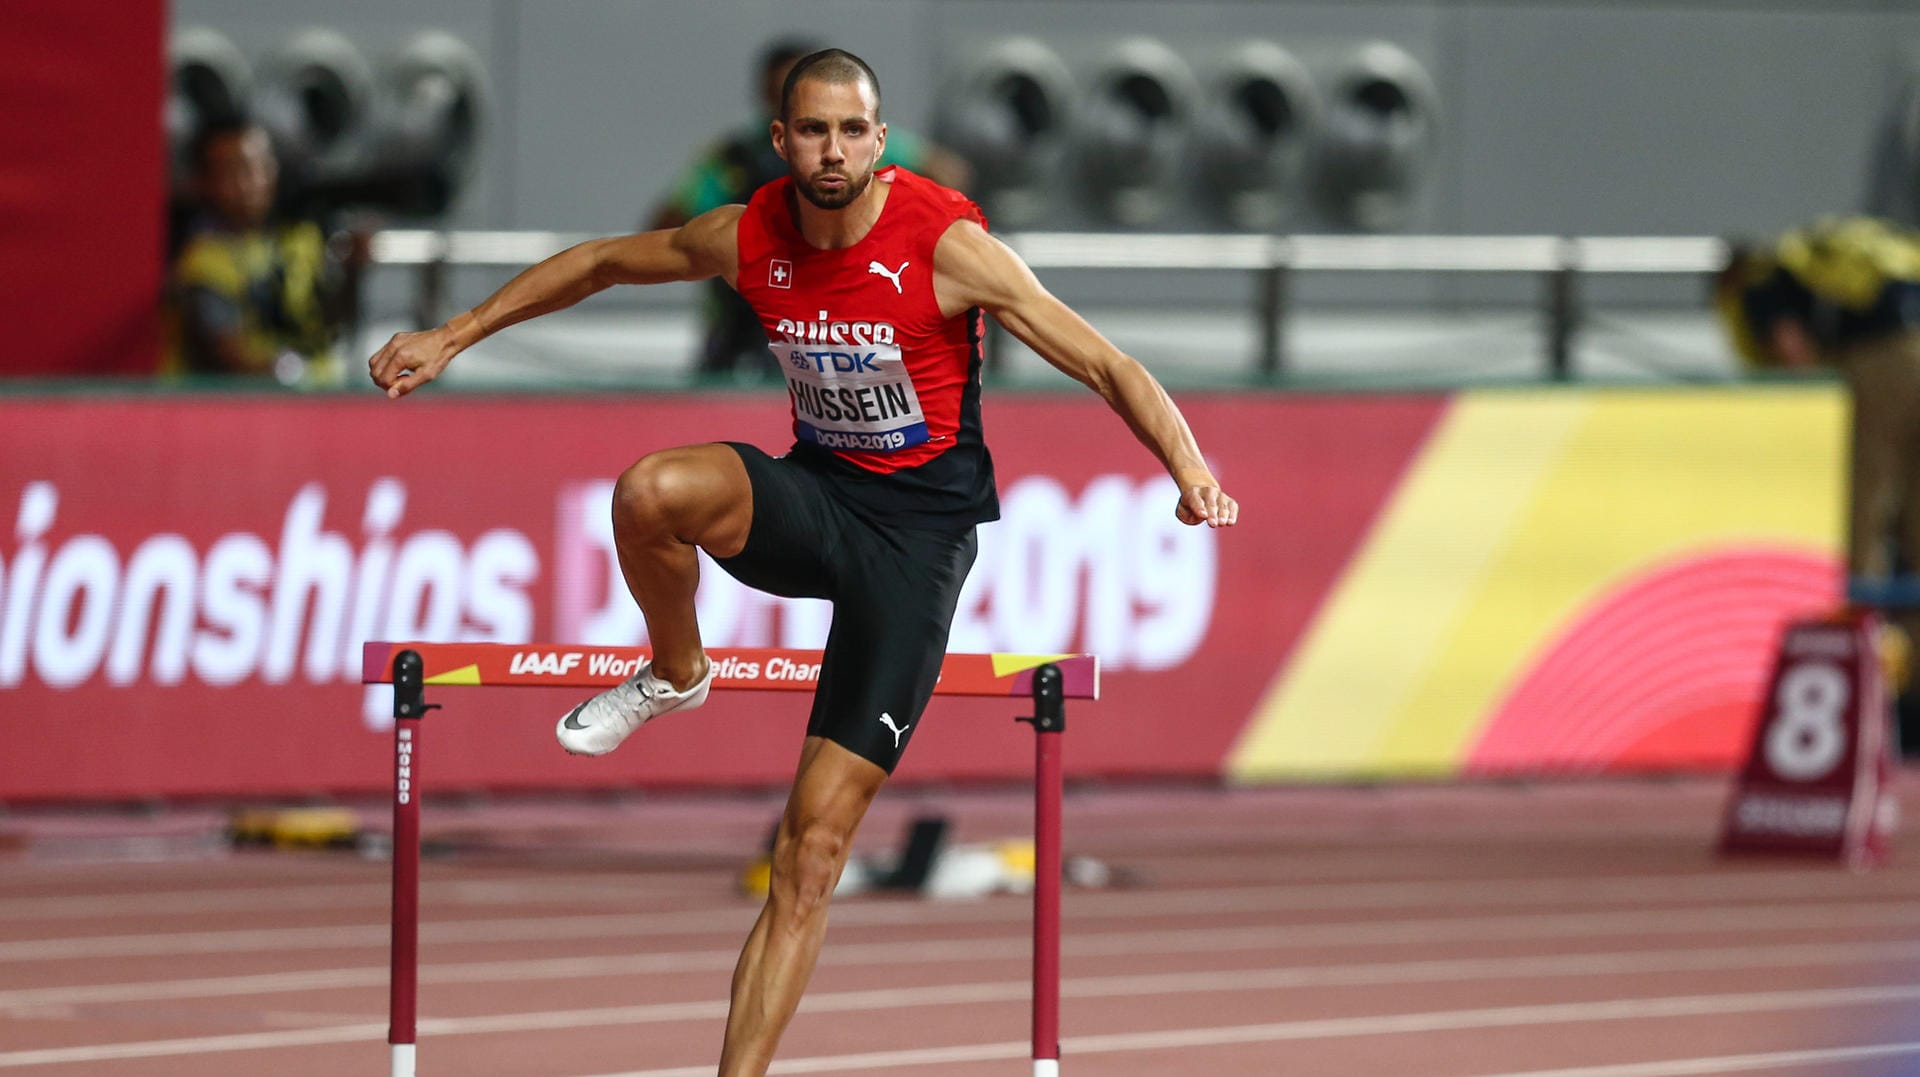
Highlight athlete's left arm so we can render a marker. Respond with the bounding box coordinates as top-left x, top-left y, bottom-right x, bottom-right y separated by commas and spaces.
933, 219, 1238, 528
